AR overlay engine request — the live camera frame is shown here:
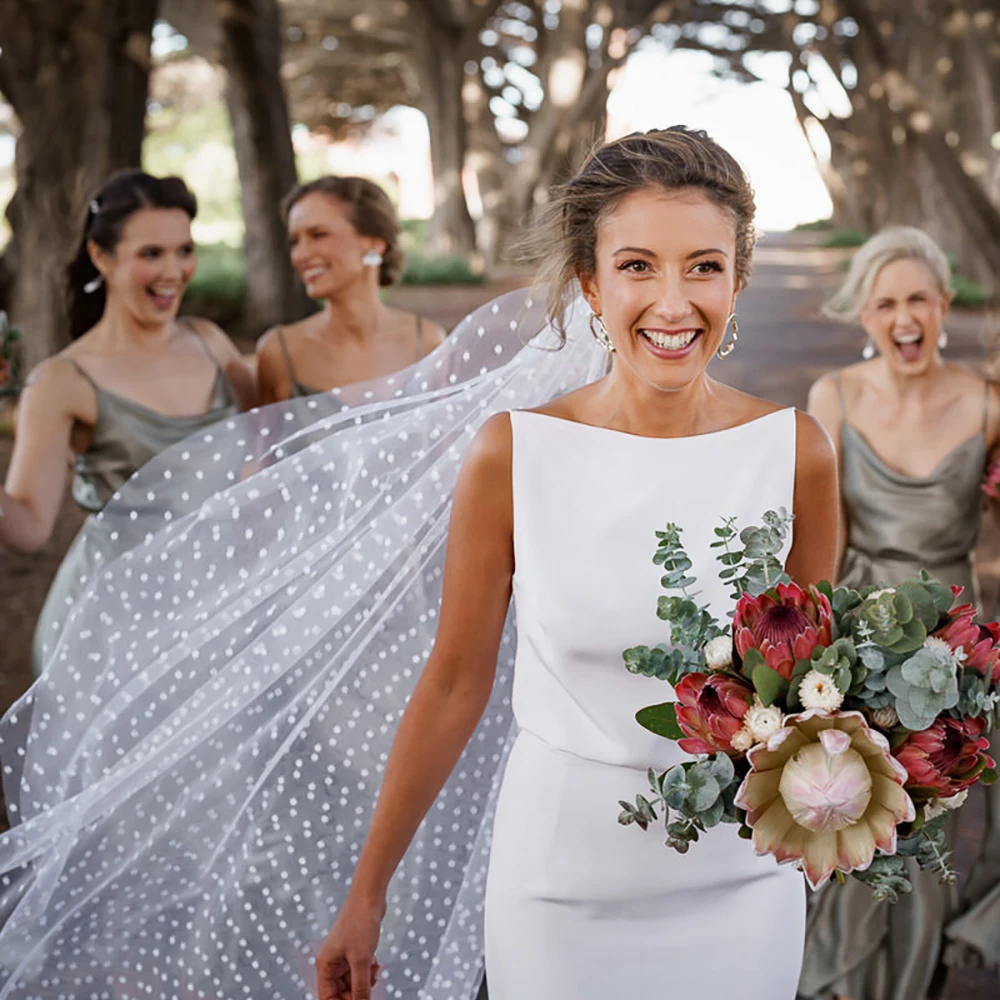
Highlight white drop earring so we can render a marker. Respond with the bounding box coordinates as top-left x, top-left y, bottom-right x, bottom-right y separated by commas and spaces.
362, 250, 383, 268
862, 337, 876, 360
83, 274, 104, 294
938, 330, 948, 350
